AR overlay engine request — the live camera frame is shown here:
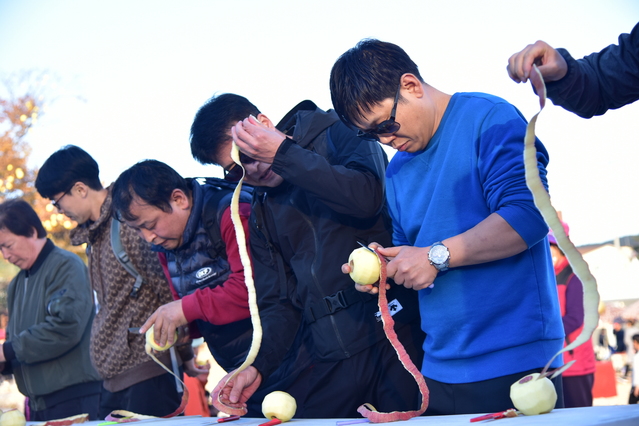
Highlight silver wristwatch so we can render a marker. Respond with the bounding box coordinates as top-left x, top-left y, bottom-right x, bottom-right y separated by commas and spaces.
428, 241, 450, 272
